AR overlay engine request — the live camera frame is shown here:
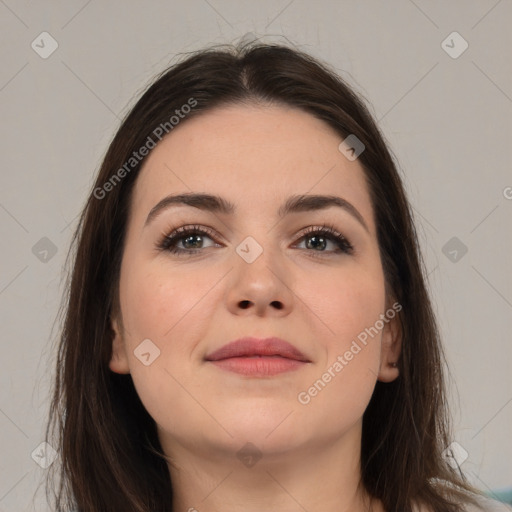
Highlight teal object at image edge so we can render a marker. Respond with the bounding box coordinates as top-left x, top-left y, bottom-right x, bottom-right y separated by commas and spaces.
485, 488, 512, 505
